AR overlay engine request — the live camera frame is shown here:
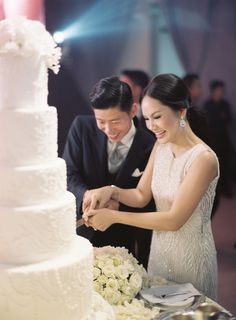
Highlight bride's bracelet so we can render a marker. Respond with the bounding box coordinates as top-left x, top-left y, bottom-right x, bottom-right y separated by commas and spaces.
111, 185, 120, 203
